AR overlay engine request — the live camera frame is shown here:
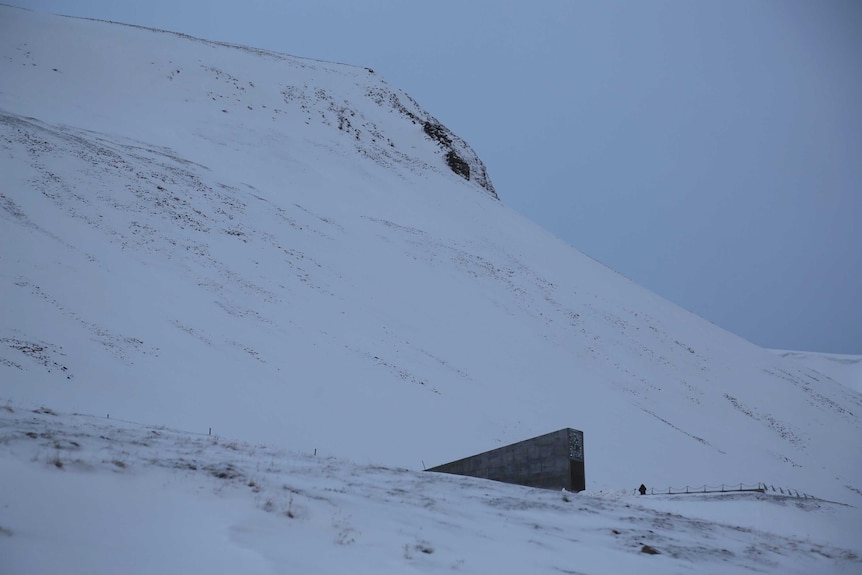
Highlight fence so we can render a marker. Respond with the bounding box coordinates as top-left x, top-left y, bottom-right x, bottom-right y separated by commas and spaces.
635, 482, 815, 499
